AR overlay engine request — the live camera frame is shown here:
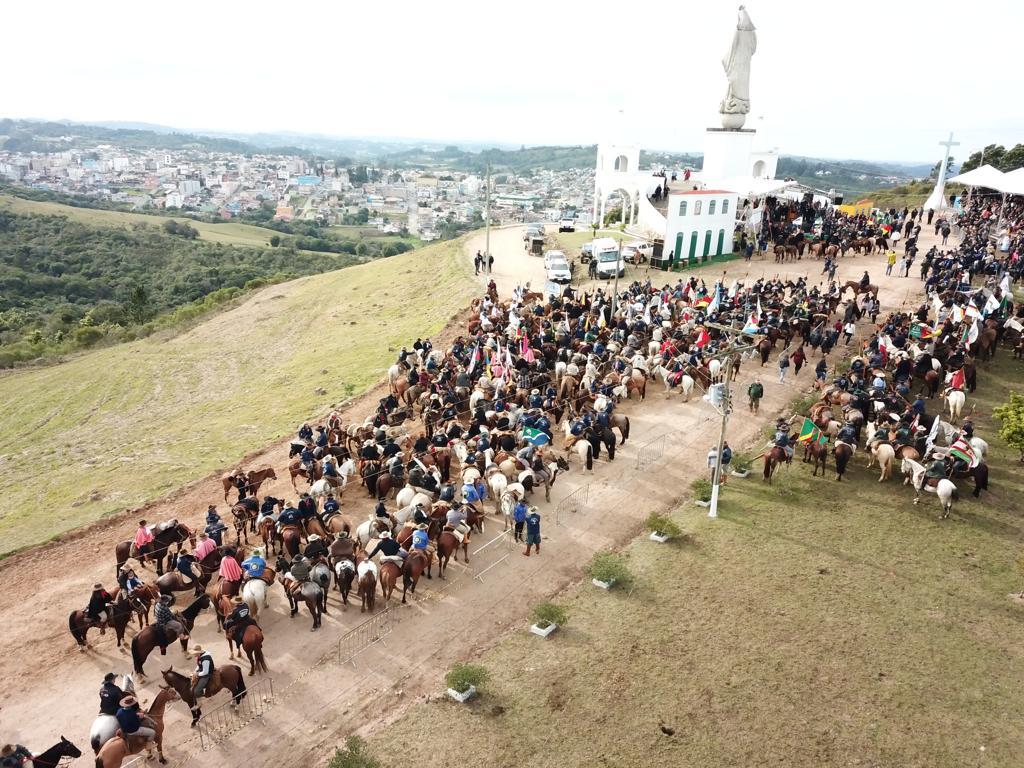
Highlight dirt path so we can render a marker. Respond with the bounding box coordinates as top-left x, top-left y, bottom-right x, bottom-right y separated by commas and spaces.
3, 222, 932, 766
